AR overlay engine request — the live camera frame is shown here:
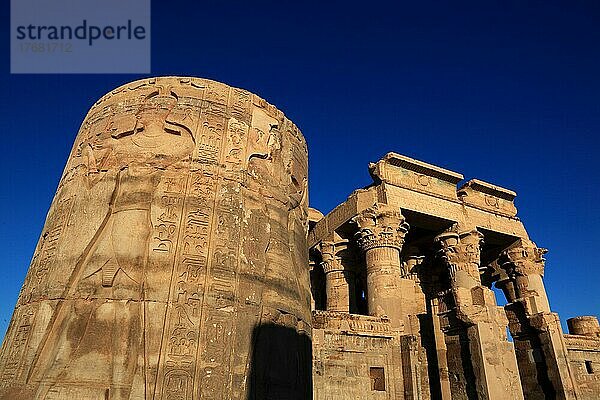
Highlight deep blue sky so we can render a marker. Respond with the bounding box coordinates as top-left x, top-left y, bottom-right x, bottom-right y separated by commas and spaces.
1, 1, 599, 337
